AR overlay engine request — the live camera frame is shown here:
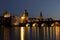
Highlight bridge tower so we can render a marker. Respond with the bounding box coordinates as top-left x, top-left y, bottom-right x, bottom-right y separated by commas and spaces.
20, 9, 28, 23
24, 9, 28, 22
